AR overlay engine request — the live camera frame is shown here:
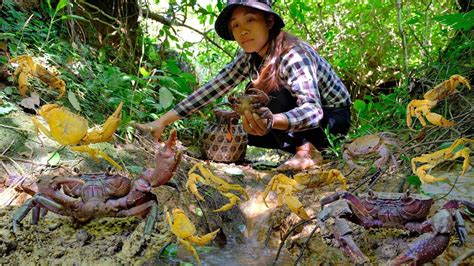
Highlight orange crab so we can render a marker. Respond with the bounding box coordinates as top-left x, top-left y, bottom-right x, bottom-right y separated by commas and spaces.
406, 75, 471, 129
31, 102, 123, 170
9, 55, 66, 98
